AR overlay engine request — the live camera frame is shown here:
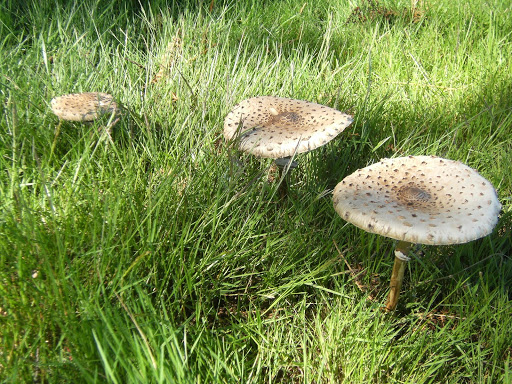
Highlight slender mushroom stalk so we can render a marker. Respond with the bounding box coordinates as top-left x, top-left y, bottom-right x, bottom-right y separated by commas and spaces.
49, 120, 62, 162
274, 156, 298, 198
386, 240, 412, 311
333, 156, 502, 311
224, 96, 353, 197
